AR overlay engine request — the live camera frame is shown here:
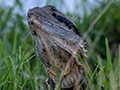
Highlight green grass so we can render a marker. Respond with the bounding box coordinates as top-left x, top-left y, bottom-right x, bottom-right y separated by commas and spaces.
0, 29, 48, 90
0, 0, 120, 90
77, 38, 120, 90
0, 27, 120, 90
